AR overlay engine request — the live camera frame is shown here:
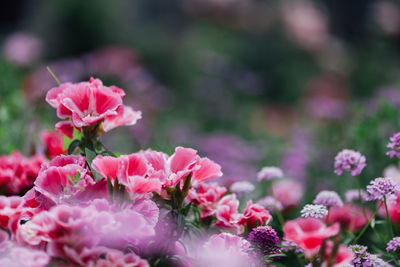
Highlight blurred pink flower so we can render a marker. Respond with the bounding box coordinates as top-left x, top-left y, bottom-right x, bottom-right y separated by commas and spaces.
272, 179, 304, 211
283, 217, 340, 258
2, 32, 42, 66
0, 151, 46, 195
40, 130, 66, 159
199, 233, 251, 267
